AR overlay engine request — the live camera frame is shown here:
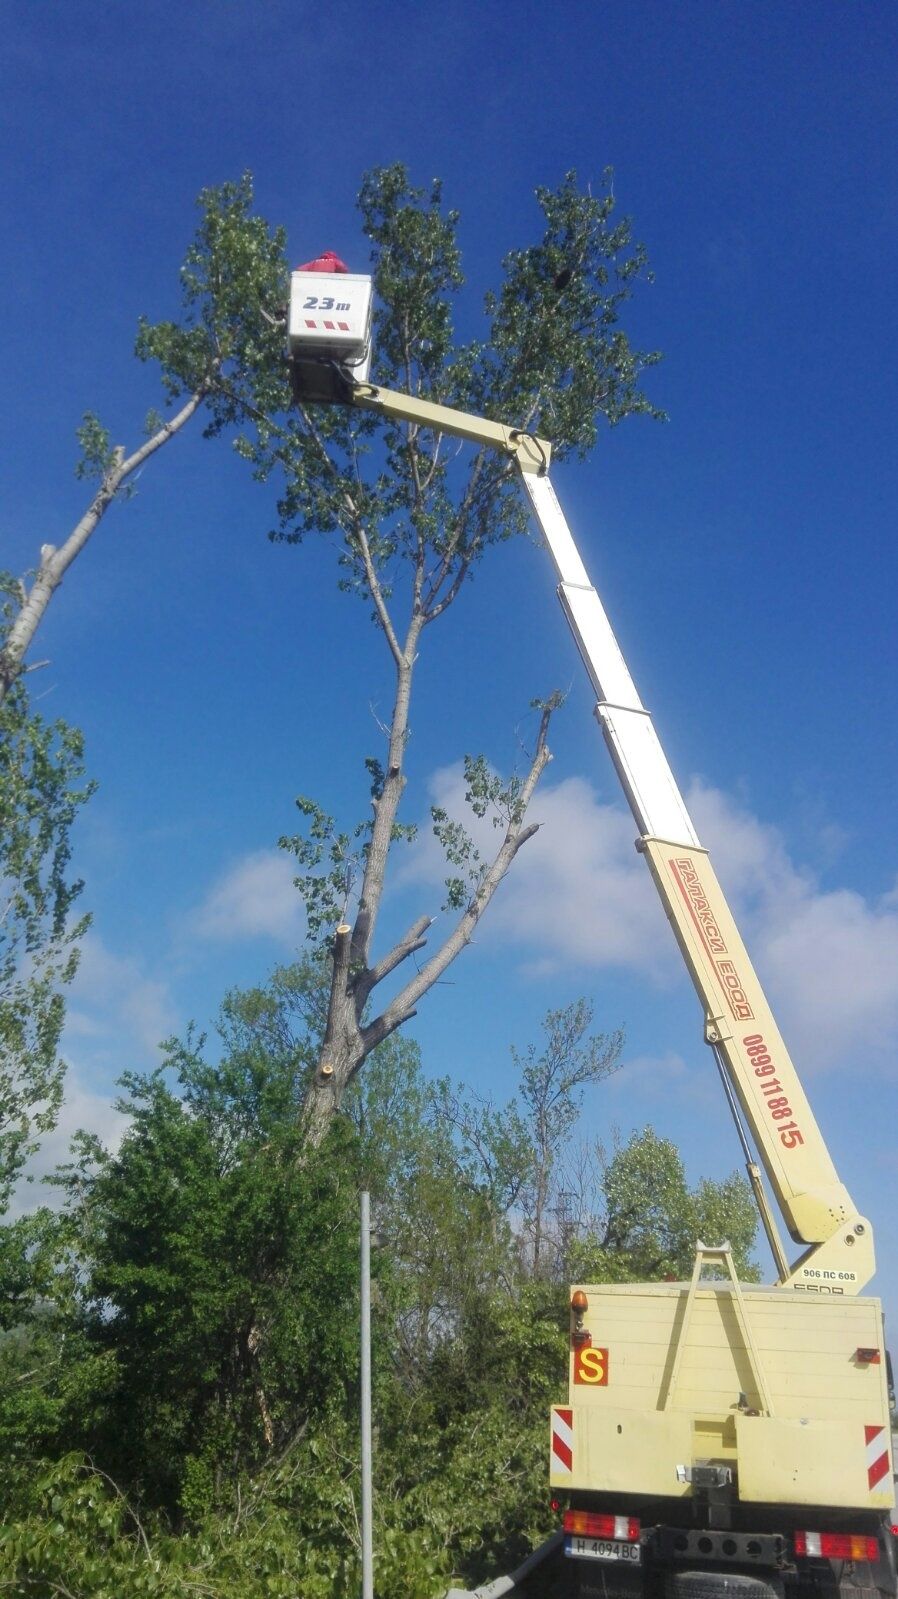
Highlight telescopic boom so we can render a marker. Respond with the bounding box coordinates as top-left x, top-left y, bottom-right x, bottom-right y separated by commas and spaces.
288, 271, 874, 1294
